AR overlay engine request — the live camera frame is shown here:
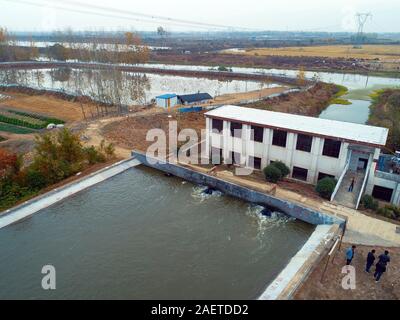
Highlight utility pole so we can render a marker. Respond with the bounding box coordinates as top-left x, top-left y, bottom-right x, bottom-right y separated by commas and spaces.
354, 13, 372, 48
